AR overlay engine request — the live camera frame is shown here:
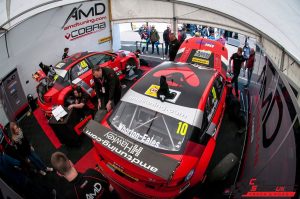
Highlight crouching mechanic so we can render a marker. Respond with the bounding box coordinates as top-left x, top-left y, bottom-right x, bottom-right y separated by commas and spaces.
92, 66, 121, 112
51, 151, 117, 199
67, 86, 92, 116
